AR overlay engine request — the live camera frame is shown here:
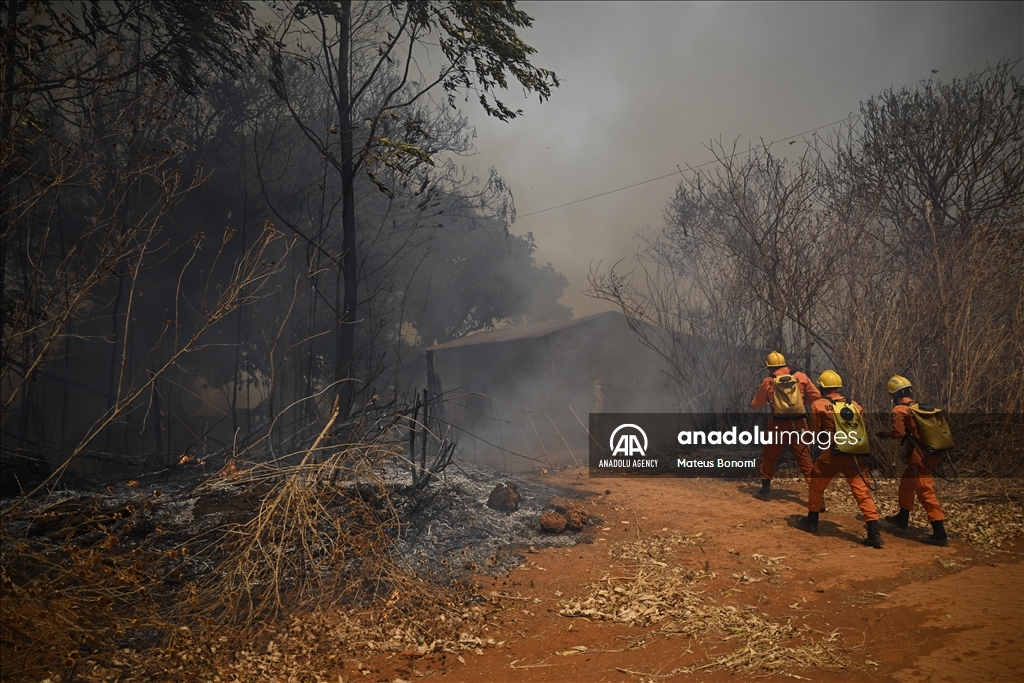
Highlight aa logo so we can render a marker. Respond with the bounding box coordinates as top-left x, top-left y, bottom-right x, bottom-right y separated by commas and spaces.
610, 424, 648, 457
